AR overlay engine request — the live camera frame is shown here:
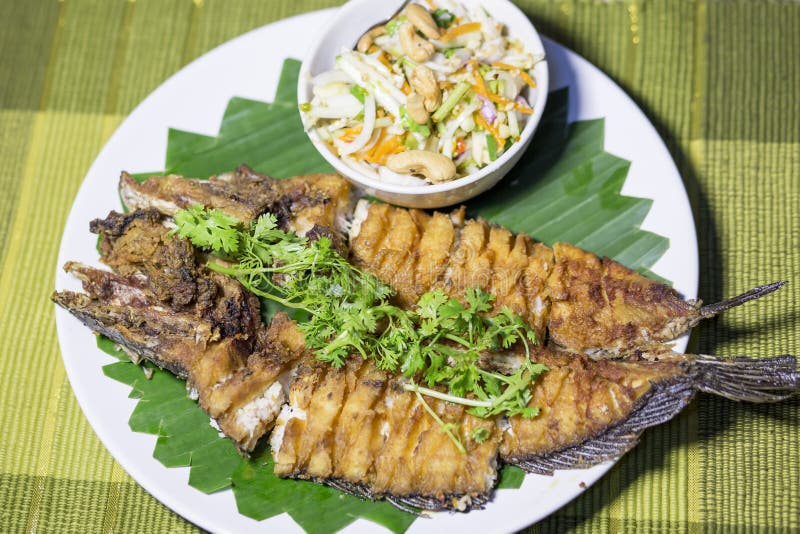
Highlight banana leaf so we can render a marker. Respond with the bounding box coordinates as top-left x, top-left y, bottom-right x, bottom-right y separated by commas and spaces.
102, 57, 670, 533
